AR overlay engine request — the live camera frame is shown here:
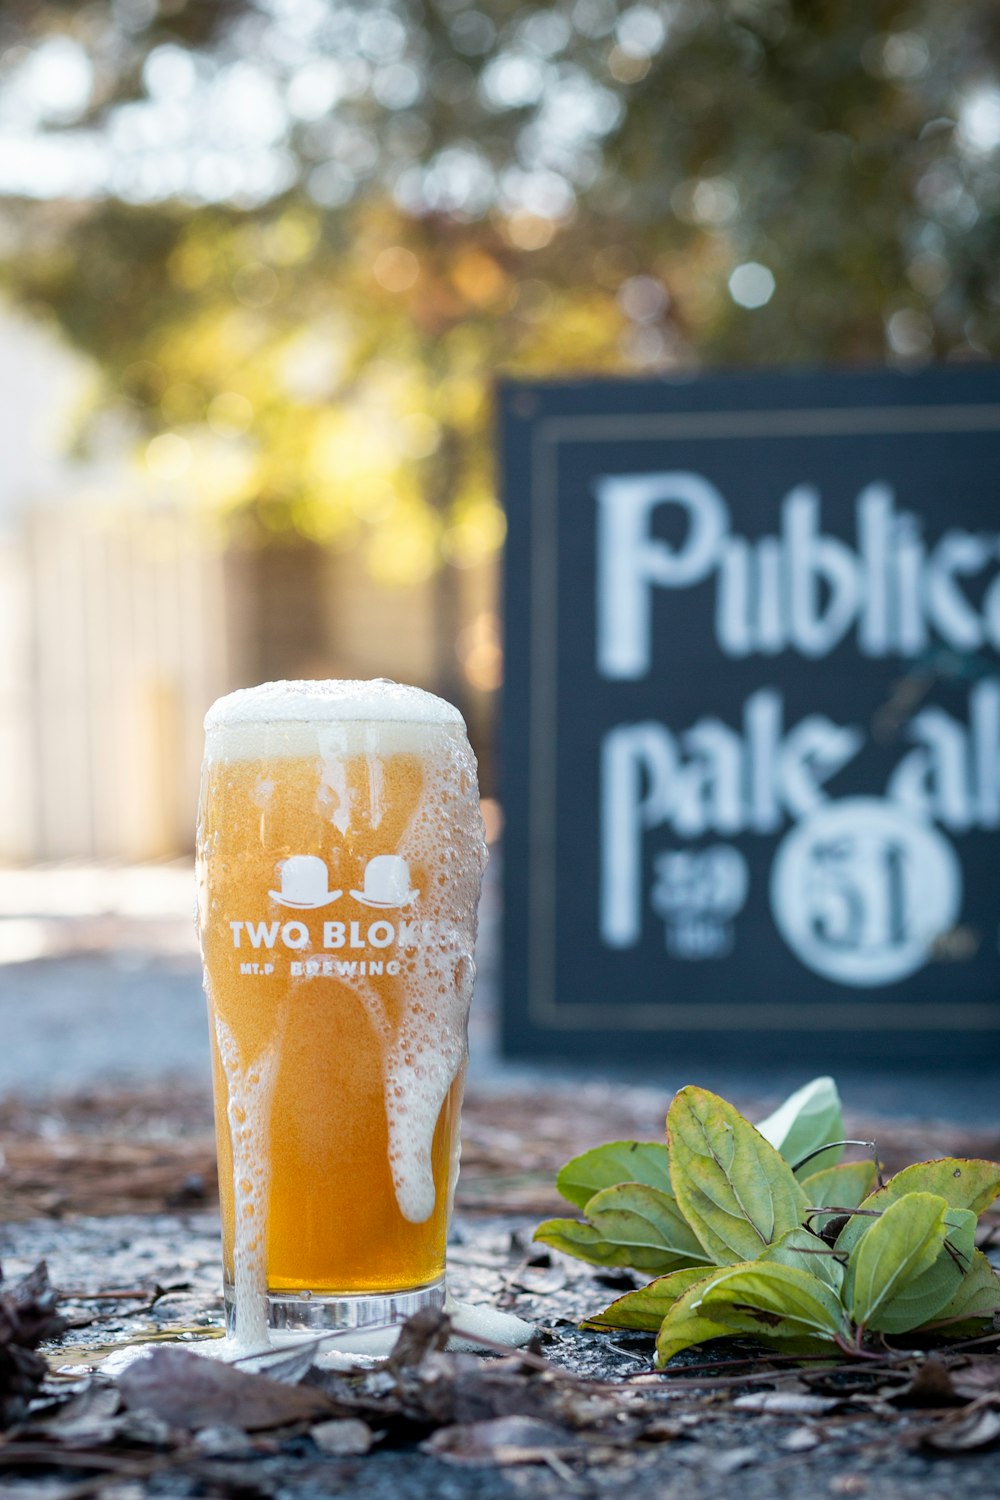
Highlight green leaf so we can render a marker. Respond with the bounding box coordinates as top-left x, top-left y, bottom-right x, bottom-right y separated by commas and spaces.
534, 1178, 713, 1276
836, 1159, 1000, 1257
861, 1208, 977, 1335
756, 1076, 845, 1176
667, 1085, 809, 1265
800, 1160, 878, 1222
655, 1264, 844, 1366
556, 1140, 670, 1211
760, 1227, 845, 1291
654, 1271, 742, 1365
846, 1192, 950, 1332
923, 1250, 1000, 1335
584, 1183, 713, 1272
697, 1262, 846, 1344
532, 1218, 681, 1273
583, 1266, 713, 1333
